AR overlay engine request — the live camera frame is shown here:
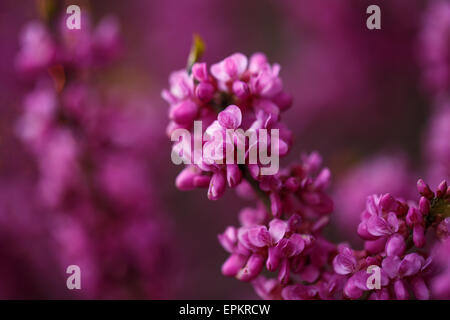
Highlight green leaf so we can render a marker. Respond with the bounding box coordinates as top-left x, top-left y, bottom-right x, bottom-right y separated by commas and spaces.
186, 34, 206, 74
